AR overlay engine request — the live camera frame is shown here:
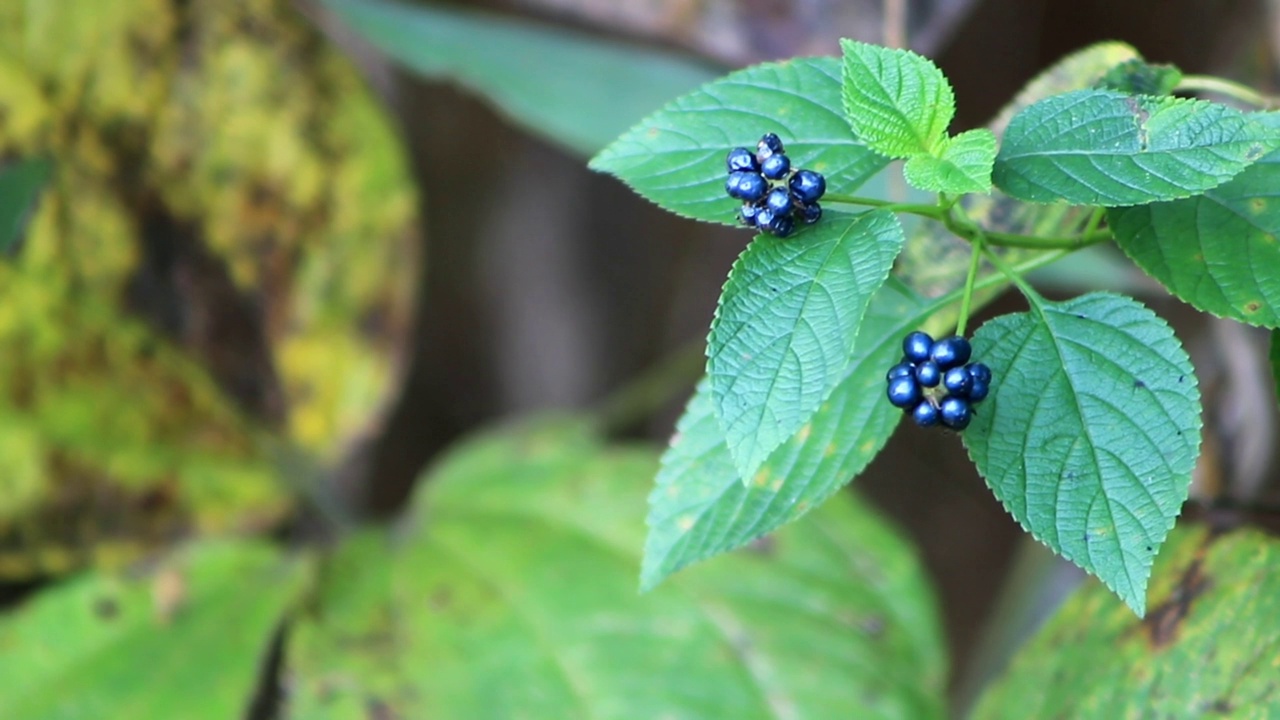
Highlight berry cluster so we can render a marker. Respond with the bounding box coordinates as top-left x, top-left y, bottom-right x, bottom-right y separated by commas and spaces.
885, 332, 991, 431
724, 133, 826, 238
